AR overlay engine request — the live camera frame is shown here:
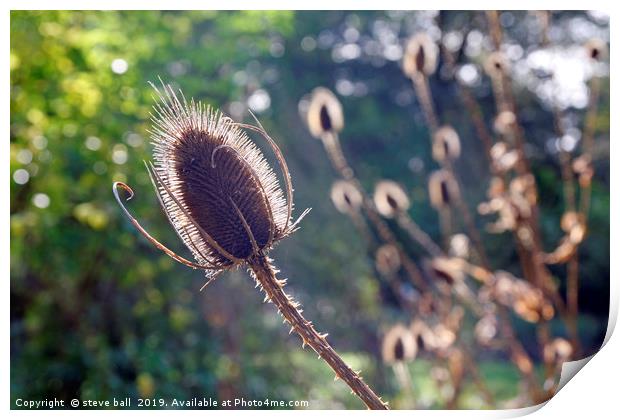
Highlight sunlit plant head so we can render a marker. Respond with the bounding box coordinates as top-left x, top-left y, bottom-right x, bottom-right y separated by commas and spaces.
402, 33, 438, 78
373, 180, 410, 218
428, 170, 459, 210
375, 244, 401, 277
381, 324, 417, 365
484, 51, 509, 78
330, 179, 362, 214
306, 87, 344, 139
432, 126, 461, 163
114, 81, 307, 280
